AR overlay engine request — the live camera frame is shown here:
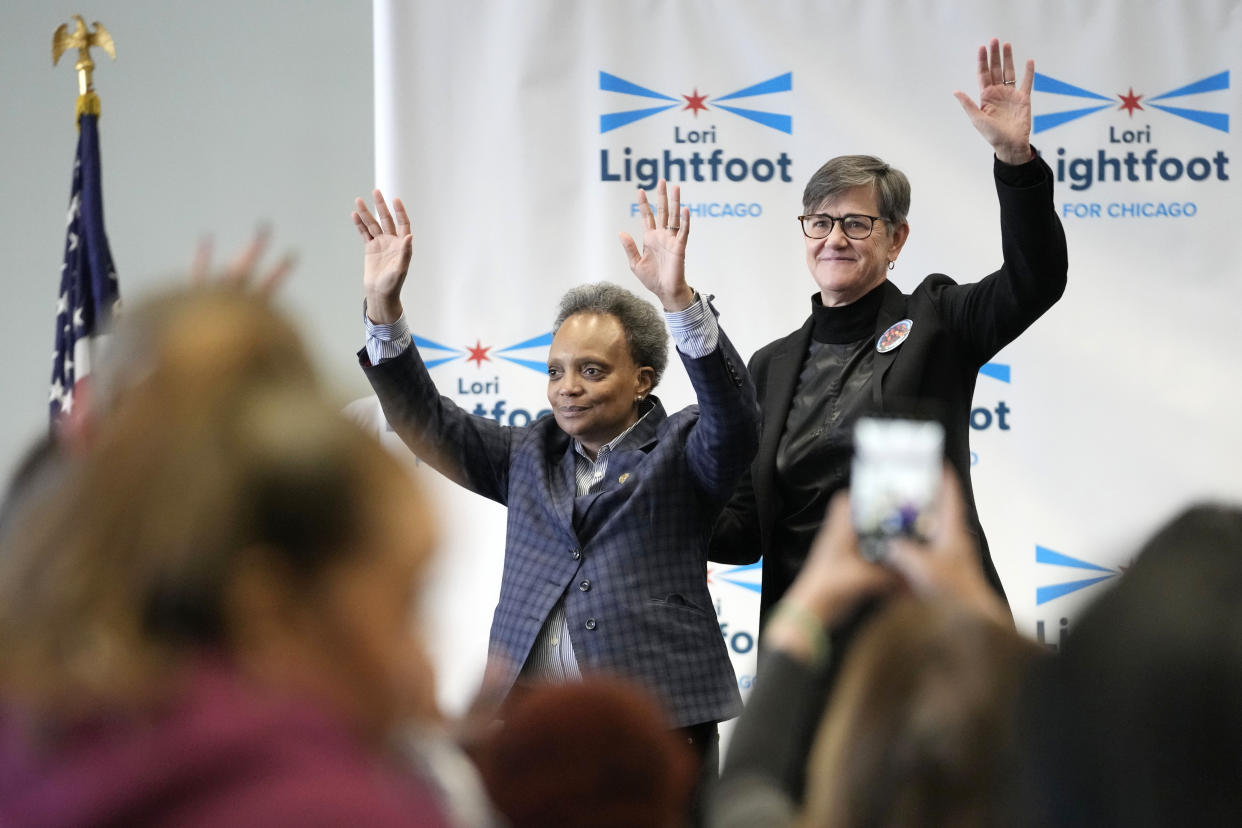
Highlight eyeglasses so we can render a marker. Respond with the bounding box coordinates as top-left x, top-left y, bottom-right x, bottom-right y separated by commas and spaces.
797, 213, 885, 240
